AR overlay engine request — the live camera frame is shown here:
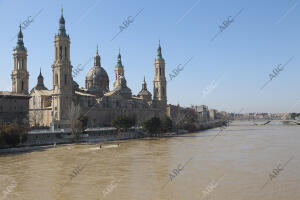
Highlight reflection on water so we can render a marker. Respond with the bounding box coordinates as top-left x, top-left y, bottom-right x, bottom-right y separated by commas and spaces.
0, 121, 300, 200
